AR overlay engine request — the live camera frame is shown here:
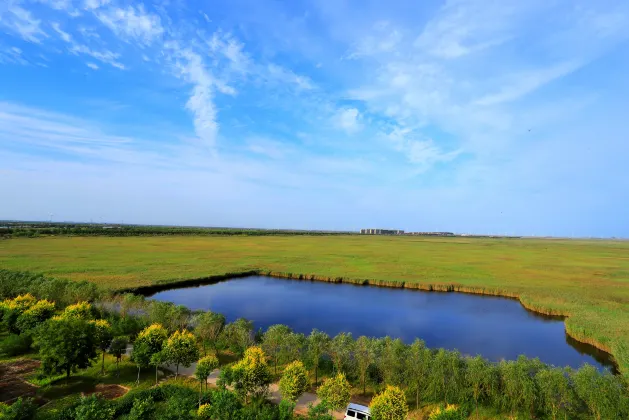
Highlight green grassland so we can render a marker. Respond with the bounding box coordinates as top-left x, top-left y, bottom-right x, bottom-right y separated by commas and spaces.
1, 235, 629, 375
